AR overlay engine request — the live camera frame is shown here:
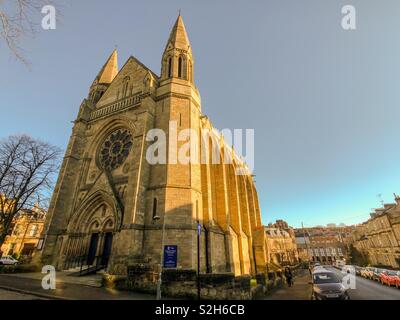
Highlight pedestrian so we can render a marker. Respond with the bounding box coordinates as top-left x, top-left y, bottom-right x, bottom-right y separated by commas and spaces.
285, 267, 293, 287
